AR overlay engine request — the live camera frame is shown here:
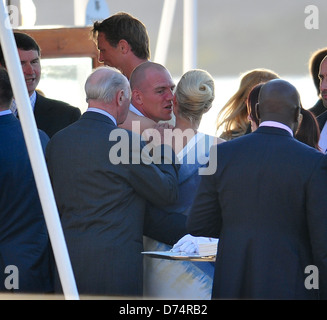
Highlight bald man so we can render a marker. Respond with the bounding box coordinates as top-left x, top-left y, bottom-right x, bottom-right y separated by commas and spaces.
187, 79, 327, 300
129, 61, 175, 122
